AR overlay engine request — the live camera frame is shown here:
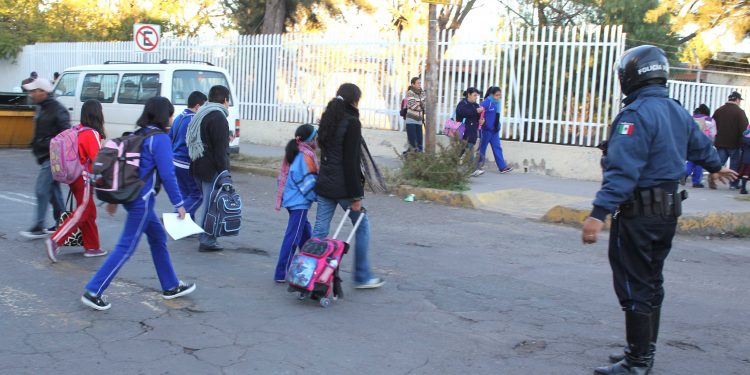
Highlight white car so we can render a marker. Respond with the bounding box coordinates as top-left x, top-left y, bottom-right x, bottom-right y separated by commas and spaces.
53, 60, 241, 153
